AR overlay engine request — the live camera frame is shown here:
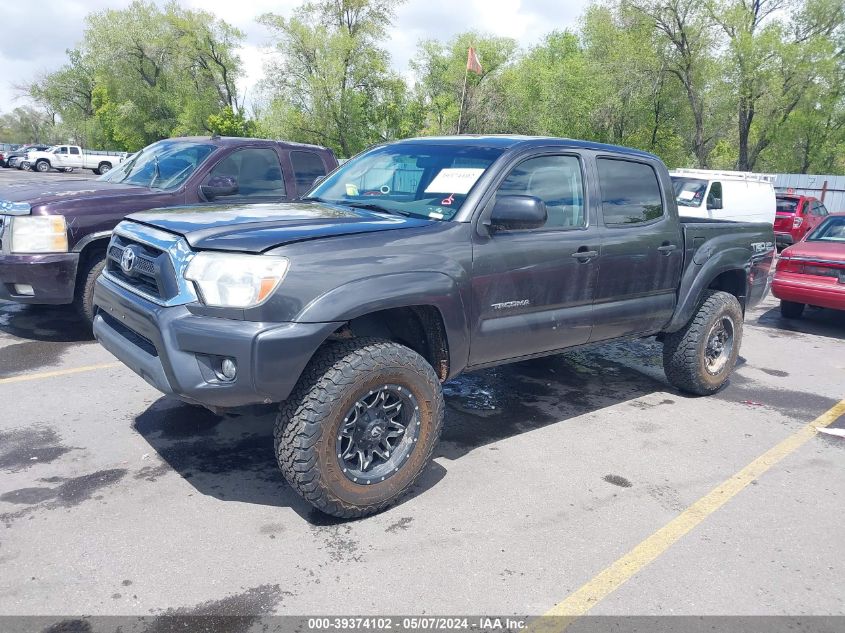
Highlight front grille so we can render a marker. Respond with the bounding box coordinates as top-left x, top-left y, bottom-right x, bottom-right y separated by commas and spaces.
99, 311, 158, 357
106, 234, 178, 301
